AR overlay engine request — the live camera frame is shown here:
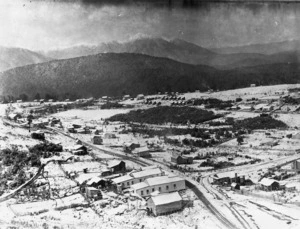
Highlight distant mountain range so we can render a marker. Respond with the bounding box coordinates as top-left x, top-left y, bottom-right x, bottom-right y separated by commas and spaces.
1, 53, 300, 100
41, 37, 300, 69
0, 46, 52, 72
212, 39, 300, 55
